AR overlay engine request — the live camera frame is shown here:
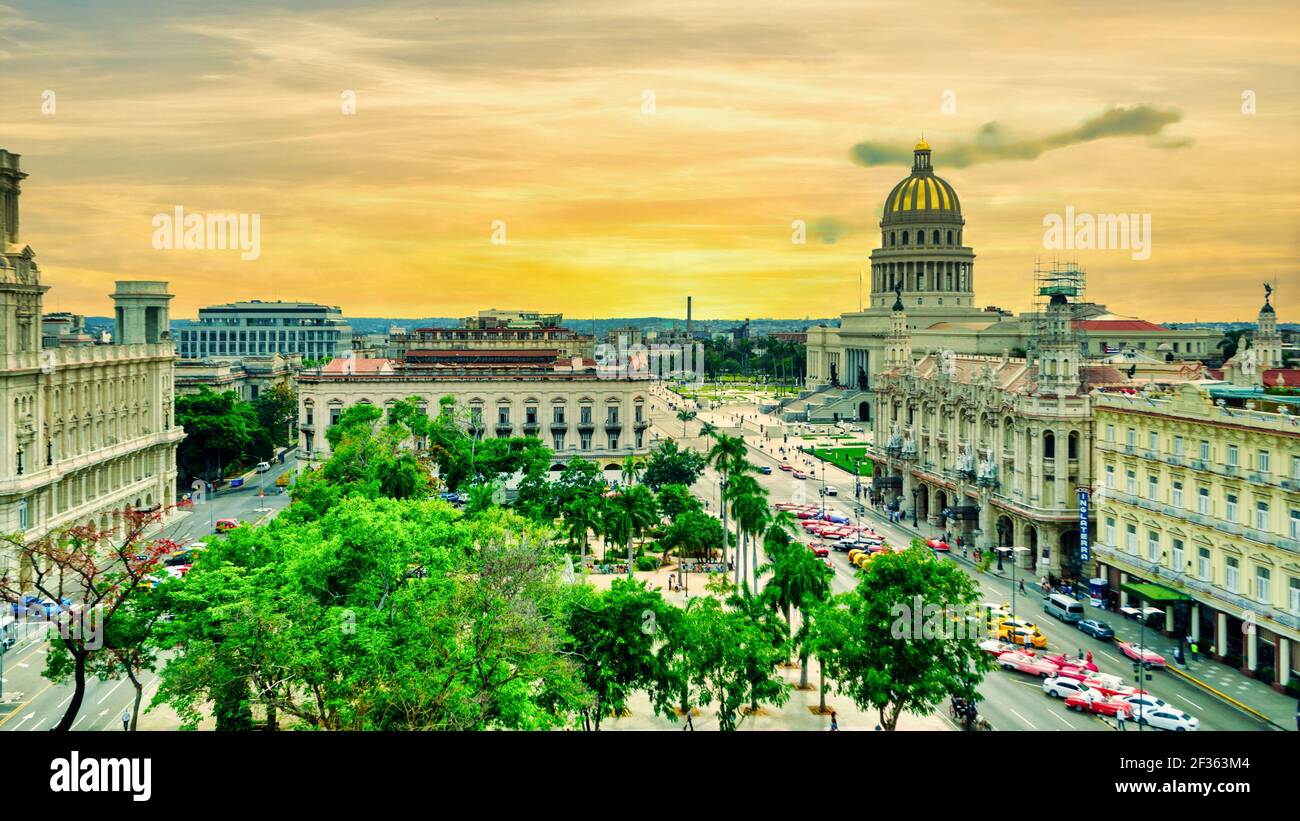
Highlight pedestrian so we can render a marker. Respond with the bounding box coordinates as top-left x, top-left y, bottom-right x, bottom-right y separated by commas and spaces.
1078, 647, 1084, 660
1086, 650, 1093, 665
1190, 641, 1199, 661
121, 708, 130, 732
830, 711, 839, 731
1117, 711, 1126, 731
1019, 579, 1026, 594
